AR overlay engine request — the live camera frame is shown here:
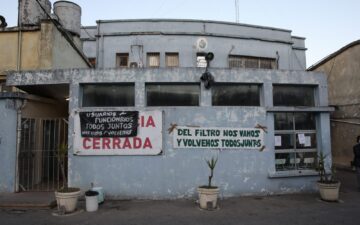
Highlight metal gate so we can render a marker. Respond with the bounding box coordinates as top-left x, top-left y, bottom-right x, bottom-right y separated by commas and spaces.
18, 118, 68, 192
